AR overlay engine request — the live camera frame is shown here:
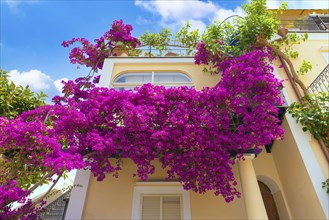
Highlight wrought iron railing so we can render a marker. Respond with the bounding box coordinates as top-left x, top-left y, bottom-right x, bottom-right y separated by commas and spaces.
279, 14, 329, 32
39, 189, 71, 220
308, 64, 329, 94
